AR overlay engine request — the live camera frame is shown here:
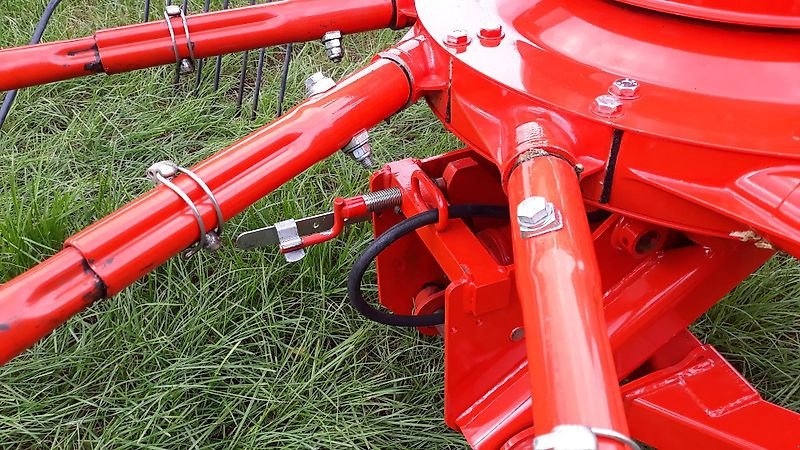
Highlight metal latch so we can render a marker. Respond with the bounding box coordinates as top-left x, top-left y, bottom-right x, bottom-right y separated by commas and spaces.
236, 188, 402, 262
